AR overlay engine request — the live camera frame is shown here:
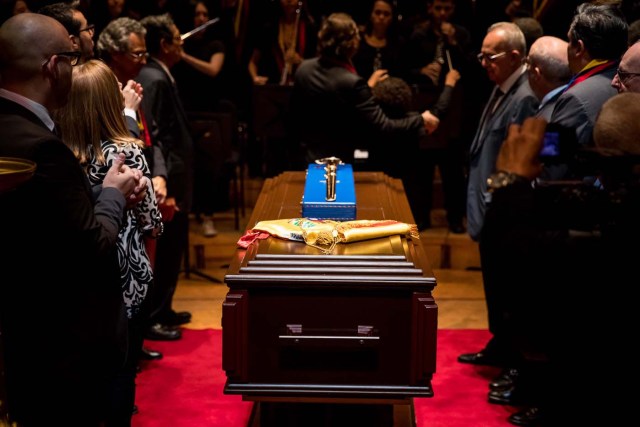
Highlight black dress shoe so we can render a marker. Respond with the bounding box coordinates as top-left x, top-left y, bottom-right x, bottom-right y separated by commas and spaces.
490, 367, 520, 391
508, 406, 544, 426
146, 323, 181, 341
140, 346, 163, 360
458, 351, 504, 366
488, 384, 532, 406
158, 310, 192, 326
